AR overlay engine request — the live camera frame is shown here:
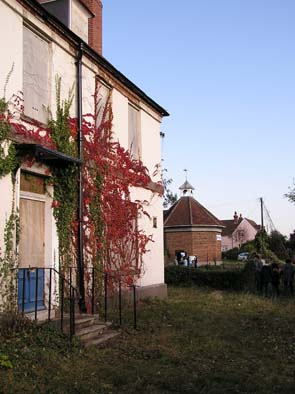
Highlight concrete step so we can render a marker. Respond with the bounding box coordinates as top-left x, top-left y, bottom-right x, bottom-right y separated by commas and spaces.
66, 314, 98, 330
26, 309, 53, 322
72, 314, 120, 346
37, 312, 120, 346
56, 313, 101, 332
76, 323, 109, 341
83, 330, 120, 347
